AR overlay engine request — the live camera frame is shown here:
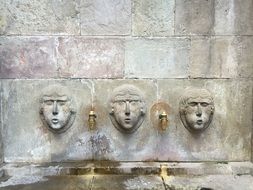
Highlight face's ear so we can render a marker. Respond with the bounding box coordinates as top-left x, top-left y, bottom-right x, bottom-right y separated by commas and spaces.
110, 108, 114, 115
140, 101, 146, 115
210, 105, 215, 114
